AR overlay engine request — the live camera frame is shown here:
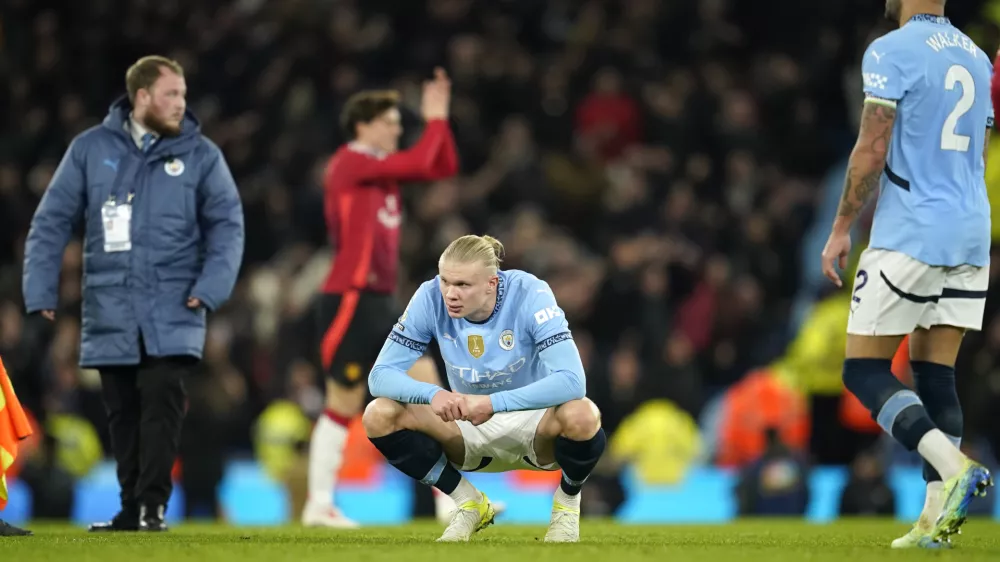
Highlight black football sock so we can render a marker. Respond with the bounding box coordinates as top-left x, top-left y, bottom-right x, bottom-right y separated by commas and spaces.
911, 361, 962, 482
369, 430, 462, 493
842, 358, 936, 450
554, 428, 607, 495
